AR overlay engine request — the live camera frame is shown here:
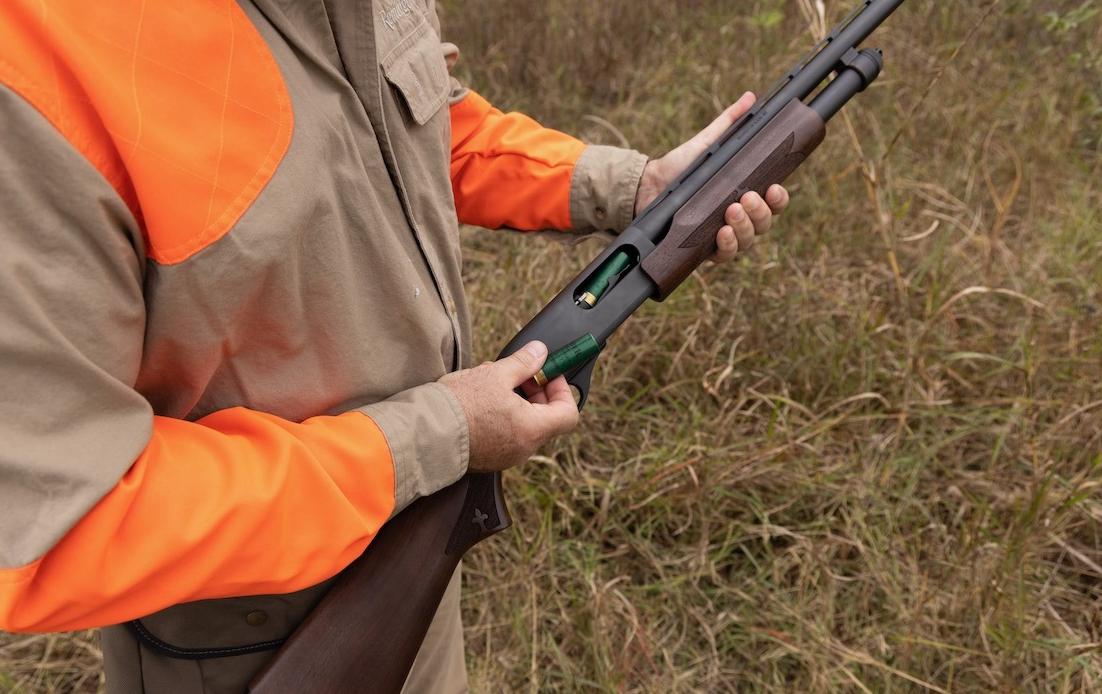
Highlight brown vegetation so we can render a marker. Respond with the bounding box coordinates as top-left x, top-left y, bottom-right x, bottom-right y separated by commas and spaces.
3, 0, 1099, 692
